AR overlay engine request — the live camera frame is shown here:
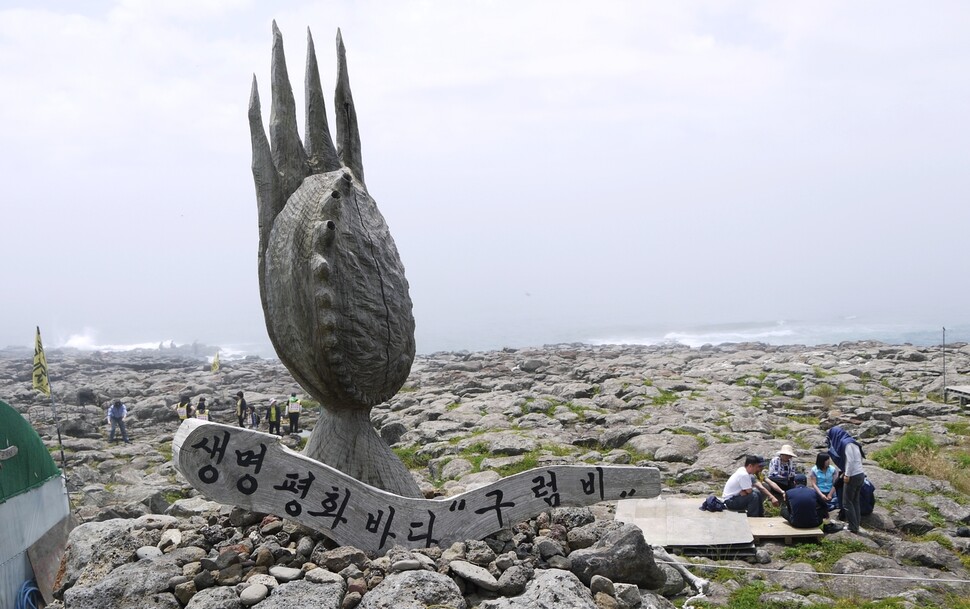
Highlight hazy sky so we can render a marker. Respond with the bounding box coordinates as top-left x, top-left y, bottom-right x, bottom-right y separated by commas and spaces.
2, 1, 968, 353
